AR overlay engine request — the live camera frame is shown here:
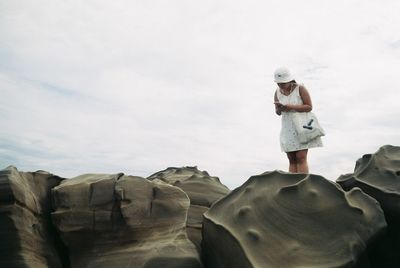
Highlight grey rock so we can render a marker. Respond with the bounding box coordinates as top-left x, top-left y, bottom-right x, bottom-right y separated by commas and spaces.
0, 166, 65, 268
203, 171, 387, 268
51, 173, 202, 268
148, 166, 230, 252
337, 145, 400, 267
